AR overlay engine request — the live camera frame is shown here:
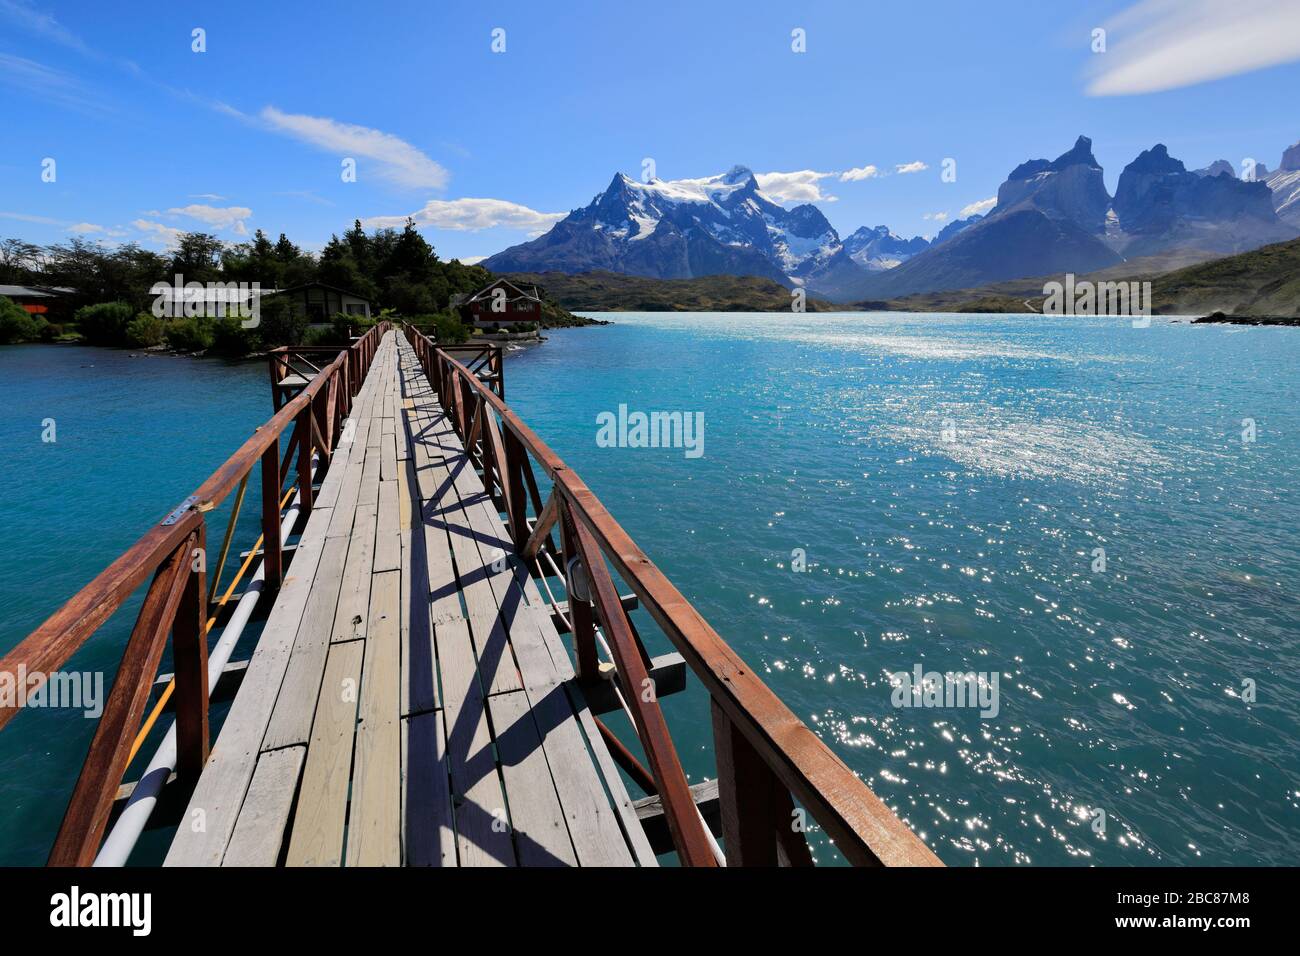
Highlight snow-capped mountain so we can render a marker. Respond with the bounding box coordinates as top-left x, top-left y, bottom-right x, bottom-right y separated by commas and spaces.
486, 140, 1299, 303
841, 225, 930, 271
1266, 140, 1300, 228
484, 166, 843, 285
